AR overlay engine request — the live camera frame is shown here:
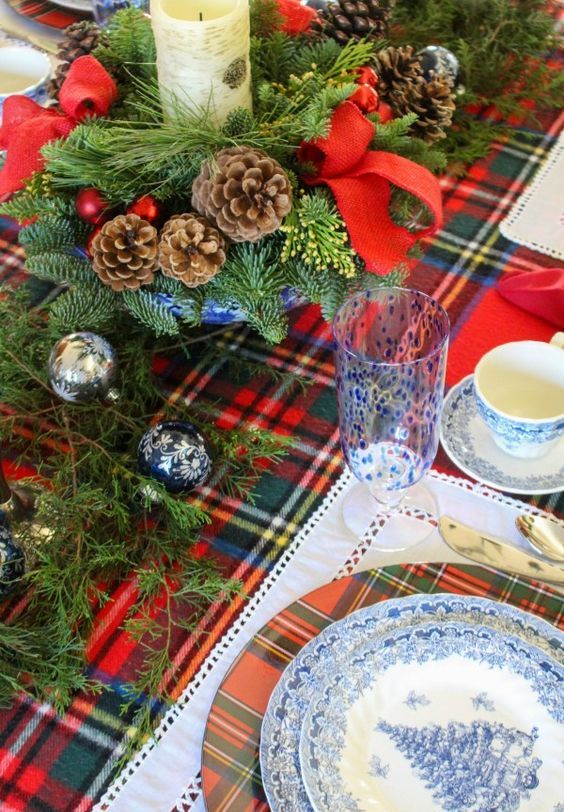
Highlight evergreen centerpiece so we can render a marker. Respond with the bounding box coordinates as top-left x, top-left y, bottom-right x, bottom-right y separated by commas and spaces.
0, 1, 448, 345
